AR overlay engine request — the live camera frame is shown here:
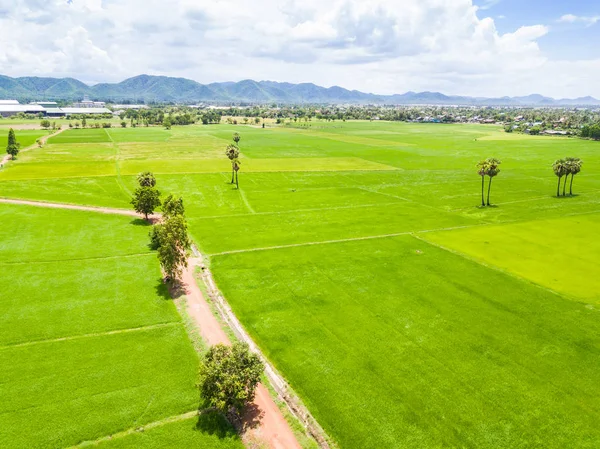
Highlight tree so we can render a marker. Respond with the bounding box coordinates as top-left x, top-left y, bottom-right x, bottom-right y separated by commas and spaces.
476, 160, 488, 207
233, 158, 241, 188
164, 117, 172, 129
565, 157, 583, 196
198, 342, 264, 421
131, 186, 161, 220
82, 118, 87, 128
485, 158, 501, 206
155, 215, 190, 282
6, 128, 20, 160
232, 132, 240, 145
225, 144, 240, 184
162, 194, 185, 218
552, 159, 568, 197
40, 119, 51, 130
137, 171, 156, 187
